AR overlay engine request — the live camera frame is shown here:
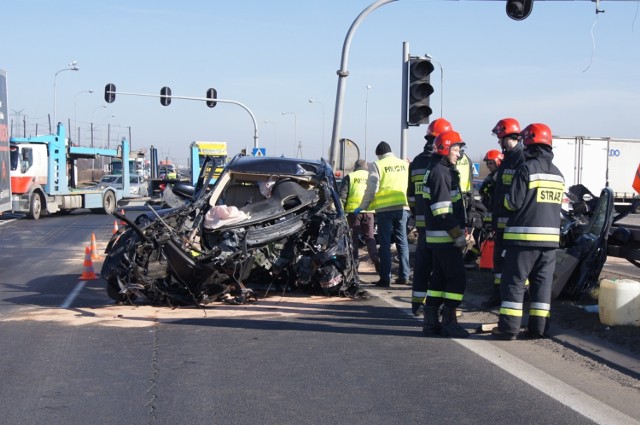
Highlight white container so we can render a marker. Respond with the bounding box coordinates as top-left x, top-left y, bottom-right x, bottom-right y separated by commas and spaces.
598, 279, 640, 326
